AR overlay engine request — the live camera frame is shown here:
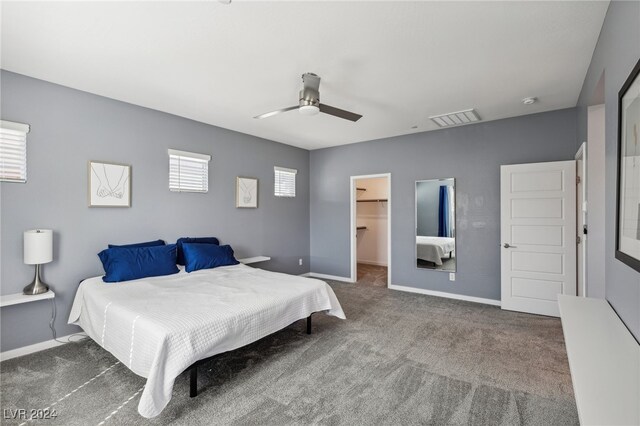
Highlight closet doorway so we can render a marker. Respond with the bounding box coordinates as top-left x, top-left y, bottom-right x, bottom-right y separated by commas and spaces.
350, 173, 391, 287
